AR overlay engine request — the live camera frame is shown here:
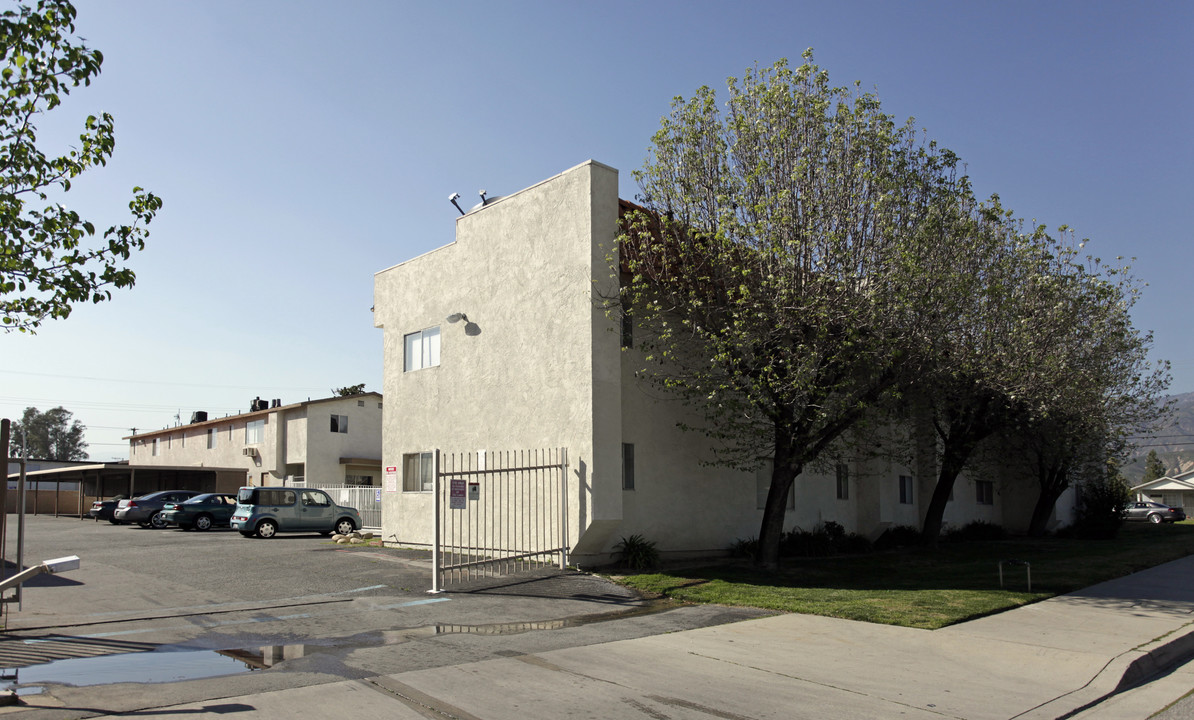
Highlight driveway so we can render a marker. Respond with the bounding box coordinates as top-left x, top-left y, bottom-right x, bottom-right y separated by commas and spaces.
1, 516, 768, 715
